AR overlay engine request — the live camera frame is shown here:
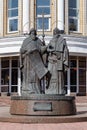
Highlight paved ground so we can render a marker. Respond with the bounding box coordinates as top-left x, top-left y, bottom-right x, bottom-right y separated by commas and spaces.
0, 122, 87, 130
0, 95, 87, 129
